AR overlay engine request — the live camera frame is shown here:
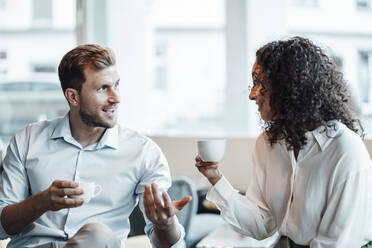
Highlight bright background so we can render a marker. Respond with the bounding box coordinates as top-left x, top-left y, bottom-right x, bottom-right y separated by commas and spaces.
1, 0, 372, 143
